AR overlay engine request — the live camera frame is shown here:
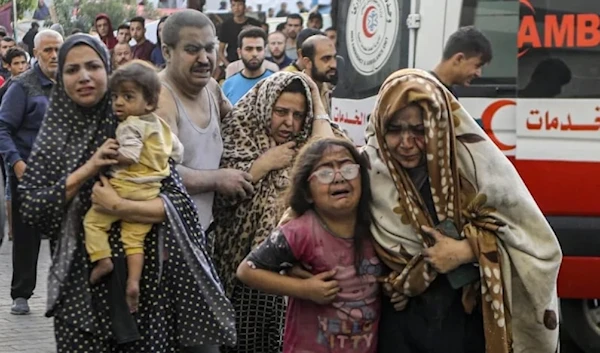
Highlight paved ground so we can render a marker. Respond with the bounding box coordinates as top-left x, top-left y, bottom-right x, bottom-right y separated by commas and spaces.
0, 233, 587, 353
0, 237, 55, 353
